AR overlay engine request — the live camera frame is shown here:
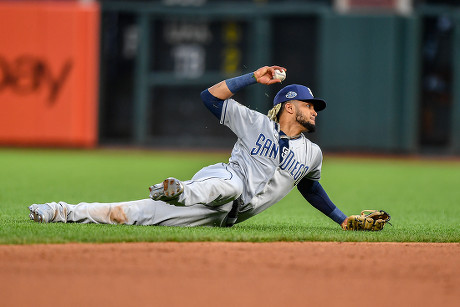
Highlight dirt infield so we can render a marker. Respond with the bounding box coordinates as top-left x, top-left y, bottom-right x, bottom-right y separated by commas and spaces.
1, 242, 459, 307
